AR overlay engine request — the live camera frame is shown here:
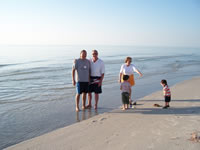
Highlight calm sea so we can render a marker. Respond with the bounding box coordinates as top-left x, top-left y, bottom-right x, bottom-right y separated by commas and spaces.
1, 45, 200, 149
